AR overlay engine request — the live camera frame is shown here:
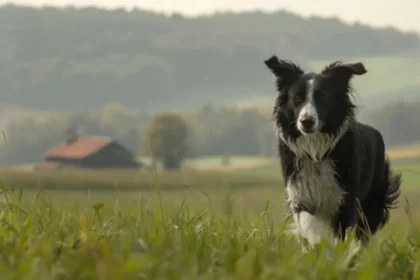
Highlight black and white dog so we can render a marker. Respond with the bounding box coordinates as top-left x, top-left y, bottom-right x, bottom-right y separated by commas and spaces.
264, 56, 401, 247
